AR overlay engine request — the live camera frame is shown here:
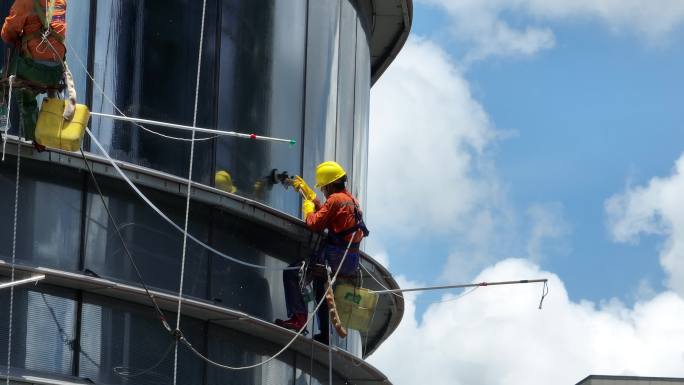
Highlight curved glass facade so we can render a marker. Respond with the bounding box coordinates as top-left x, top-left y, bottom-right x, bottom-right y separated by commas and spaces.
40, 0, 374, 218
0, 0, 385, 383
0, 156, 373, 384
0, 284, 349, 385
